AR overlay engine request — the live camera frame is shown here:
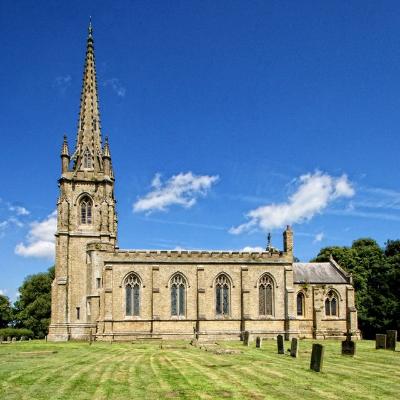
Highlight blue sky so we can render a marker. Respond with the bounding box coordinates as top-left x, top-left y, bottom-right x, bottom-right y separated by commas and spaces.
1, 0, 400, 300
